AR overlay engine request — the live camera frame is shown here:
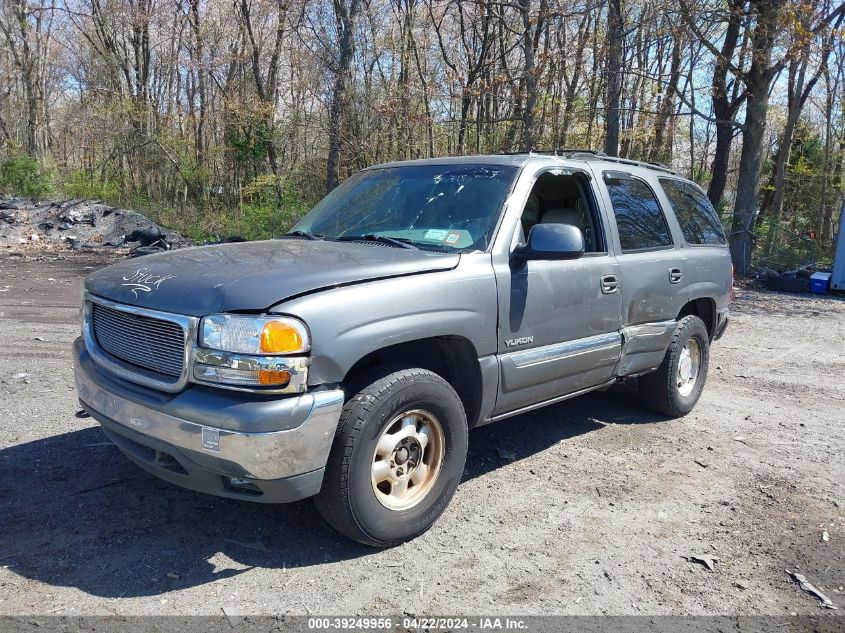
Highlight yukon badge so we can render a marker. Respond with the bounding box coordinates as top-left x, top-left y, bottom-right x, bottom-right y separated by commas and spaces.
505, 336, 533, 348
121, 268, 176, 298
